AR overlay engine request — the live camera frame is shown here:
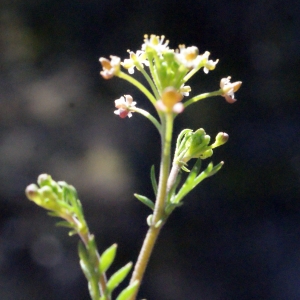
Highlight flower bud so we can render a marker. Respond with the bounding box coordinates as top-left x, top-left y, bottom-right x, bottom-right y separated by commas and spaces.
25, 184, 40, 202
211, 132, 229, 148
181, 128, 212, 163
